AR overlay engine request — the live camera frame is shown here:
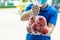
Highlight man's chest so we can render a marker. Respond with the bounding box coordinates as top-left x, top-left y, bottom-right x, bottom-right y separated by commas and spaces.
38, 10, 50, 21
